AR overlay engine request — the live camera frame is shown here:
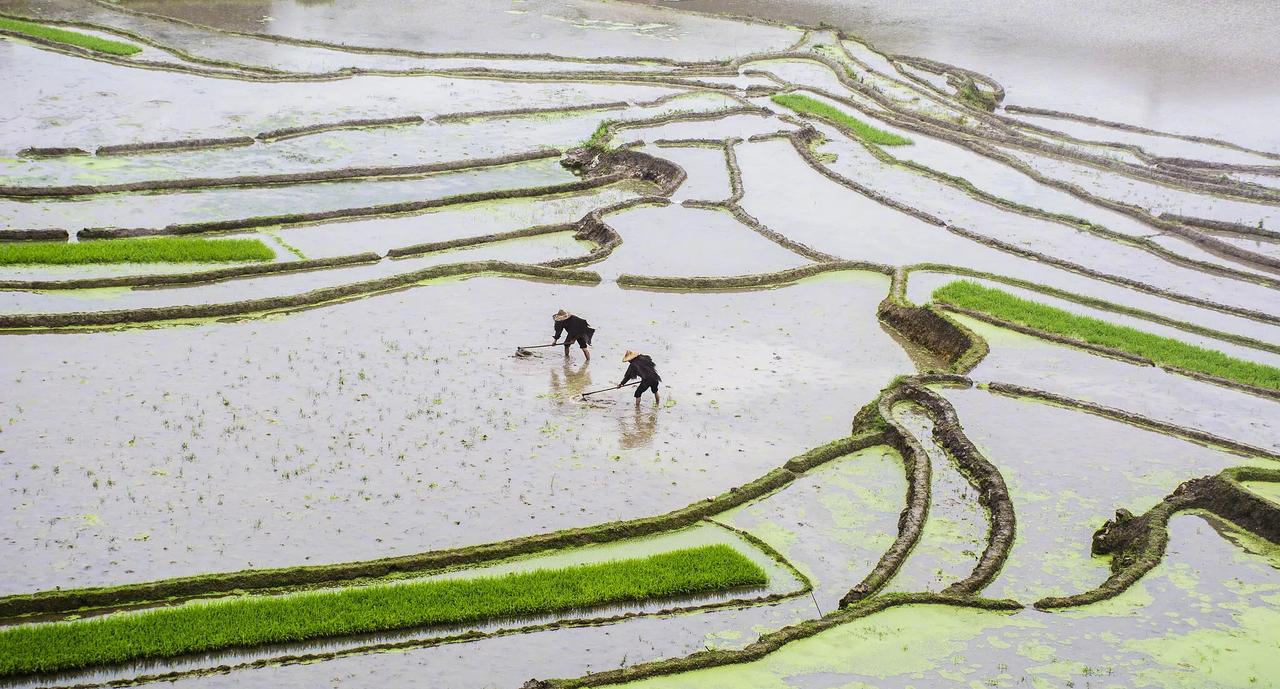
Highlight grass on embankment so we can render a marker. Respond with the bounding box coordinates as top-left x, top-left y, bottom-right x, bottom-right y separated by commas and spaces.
0, 17, 141, 56
933, 280, 1280, 391
0, 545, 766, 677
583, 119, 615, 150
771, 93, 913, 146
0, 238, 275, 265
